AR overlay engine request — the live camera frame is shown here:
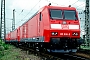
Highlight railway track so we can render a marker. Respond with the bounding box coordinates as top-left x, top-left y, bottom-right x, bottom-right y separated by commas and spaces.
14, 45, 90, 60
77, 49, 90, 54
75, 49, 90, 59
17, 46, 62, 60
63, 53, 90, 60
